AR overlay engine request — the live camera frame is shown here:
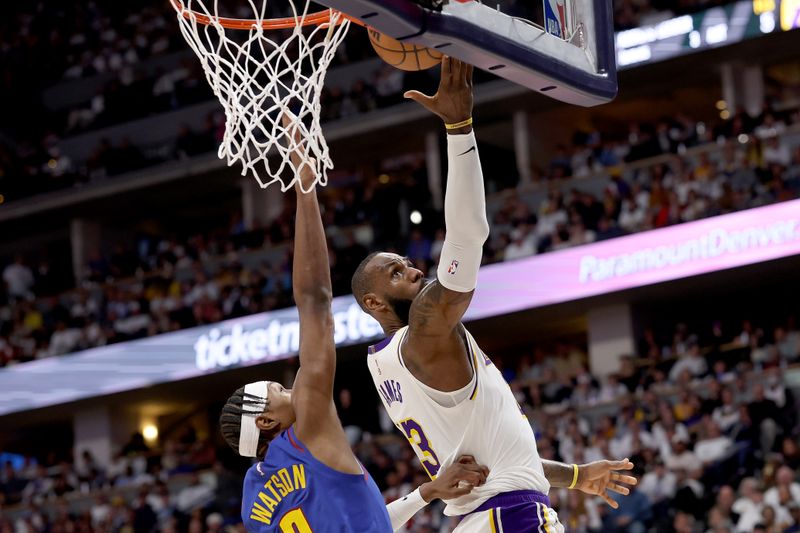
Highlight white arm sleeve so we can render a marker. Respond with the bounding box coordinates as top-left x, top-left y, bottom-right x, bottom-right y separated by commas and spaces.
436, 131, 490, 293
386, 487, 427, 531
